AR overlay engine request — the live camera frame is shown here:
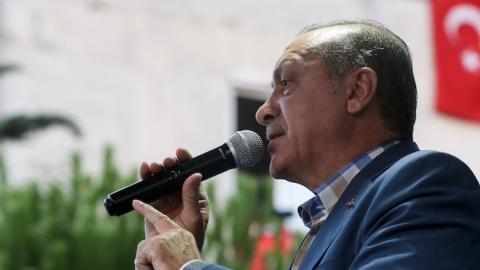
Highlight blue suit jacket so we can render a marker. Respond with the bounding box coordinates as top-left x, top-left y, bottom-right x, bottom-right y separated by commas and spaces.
186, 141, 480, 269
